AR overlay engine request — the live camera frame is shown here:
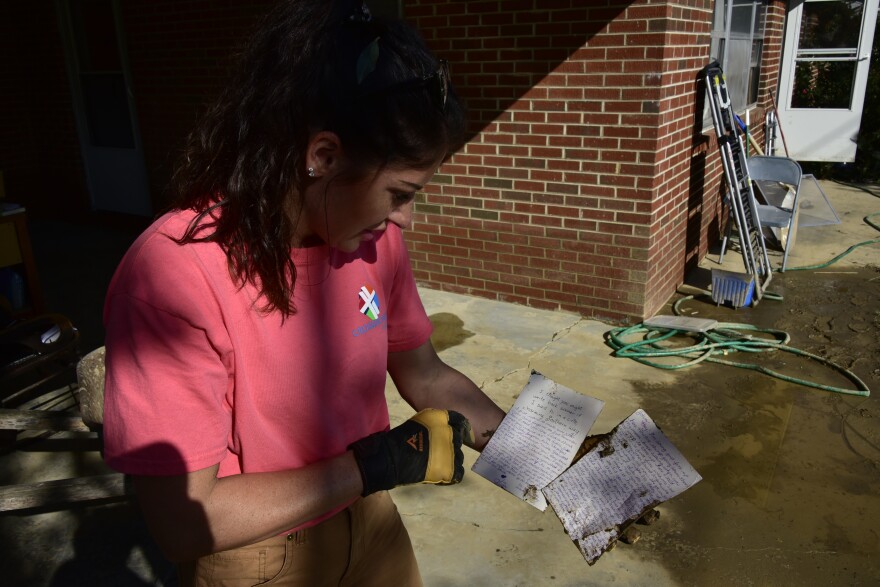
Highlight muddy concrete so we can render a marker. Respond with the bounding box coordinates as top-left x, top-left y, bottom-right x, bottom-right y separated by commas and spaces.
631, 266, 880, 585
394, 259, 880, 587
429, 313, 475, 353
